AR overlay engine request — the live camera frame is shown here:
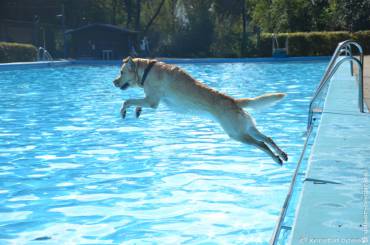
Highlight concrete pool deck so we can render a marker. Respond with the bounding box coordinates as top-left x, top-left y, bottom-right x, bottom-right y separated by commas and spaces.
290, 60, 370, 244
